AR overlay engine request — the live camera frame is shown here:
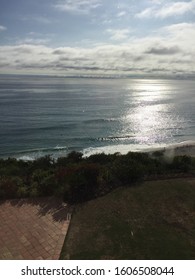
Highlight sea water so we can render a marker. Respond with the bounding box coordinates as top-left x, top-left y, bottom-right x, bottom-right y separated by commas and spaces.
0, 75, 195, 160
